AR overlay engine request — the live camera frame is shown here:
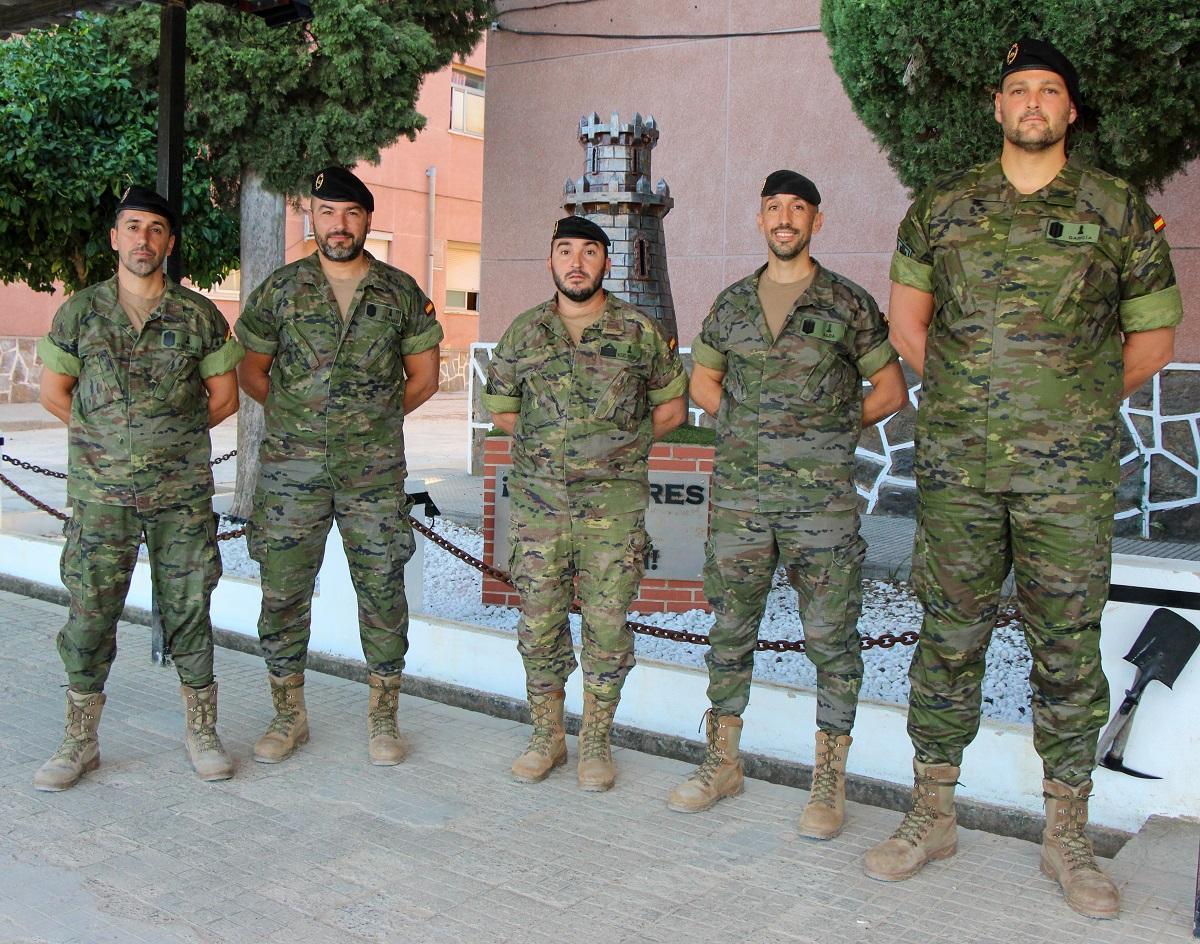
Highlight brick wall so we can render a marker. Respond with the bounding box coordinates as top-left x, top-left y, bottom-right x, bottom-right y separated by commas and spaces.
482, 436, 712, 613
